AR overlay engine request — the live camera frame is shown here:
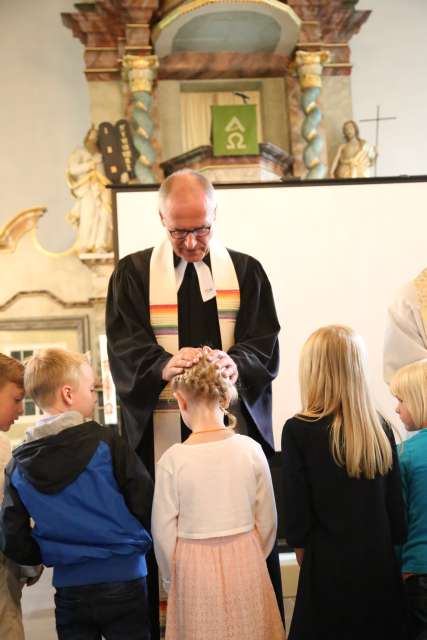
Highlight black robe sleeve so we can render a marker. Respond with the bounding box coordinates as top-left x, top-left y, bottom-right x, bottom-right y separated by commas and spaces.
229, 251, 281, 451
106, 250, 172, 450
